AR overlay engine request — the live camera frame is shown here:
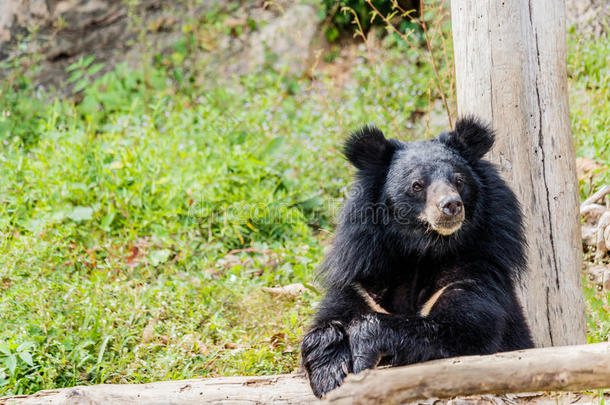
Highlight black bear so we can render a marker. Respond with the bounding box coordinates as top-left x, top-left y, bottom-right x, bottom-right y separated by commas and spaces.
301, 117, 534, 398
